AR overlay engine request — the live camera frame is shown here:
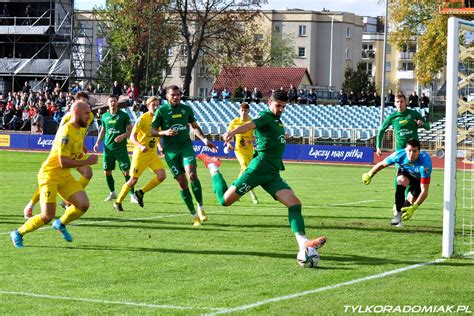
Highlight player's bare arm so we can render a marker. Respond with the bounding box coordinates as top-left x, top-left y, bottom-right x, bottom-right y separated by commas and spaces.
223, 121, 256, 143
93, 126, 105, 152
191, 121, 217, 151
59, 154, 98, 168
